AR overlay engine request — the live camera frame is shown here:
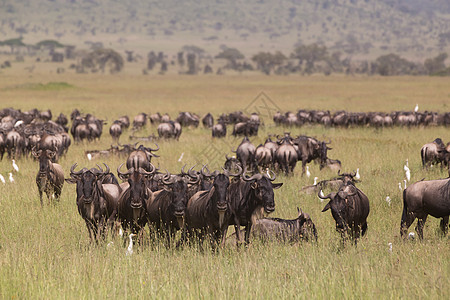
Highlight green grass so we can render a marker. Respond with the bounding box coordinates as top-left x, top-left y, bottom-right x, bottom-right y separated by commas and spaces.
0, 72, 449, 298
